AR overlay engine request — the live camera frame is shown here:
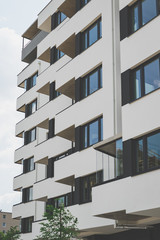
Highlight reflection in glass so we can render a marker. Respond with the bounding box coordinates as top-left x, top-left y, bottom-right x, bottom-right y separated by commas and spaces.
89, 120, 99, 146
136, 139, 144, 173
133, 69, 141, 99
144, 59, 160, 94
132, 4, 139, 32
89, 71, 98, 94
29, 187, 33, 201
32, 101, 36, 114
30, 157, 35, 171
32, 73, 37, 87
89, 24, 98, 46
115, 139, 123, 177
31, 128, 36, 142
142, 0, 157, 25
147, 133, 160, 169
